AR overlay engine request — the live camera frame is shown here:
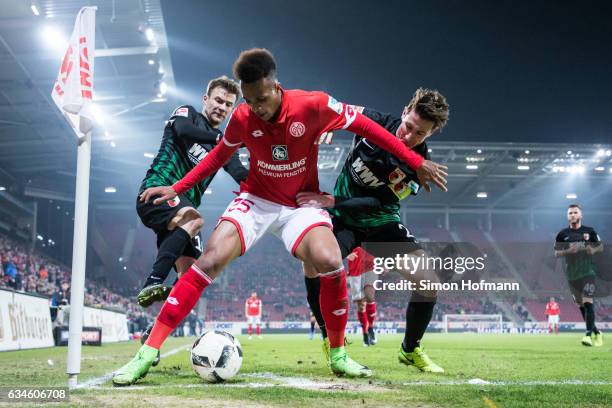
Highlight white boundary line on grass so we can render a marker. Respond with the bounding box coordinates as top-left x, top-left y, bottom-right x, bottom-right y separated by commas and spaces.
75, 344, 191, 389
82, 371, 612, 392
